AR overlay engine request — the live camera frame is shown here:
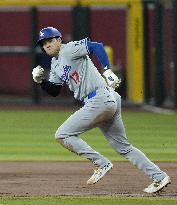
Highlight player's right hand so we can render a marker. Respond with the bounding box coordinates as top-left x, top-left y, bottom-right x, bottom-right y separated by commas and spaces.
103, 69, 121, 89
32, 65, 44, 84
